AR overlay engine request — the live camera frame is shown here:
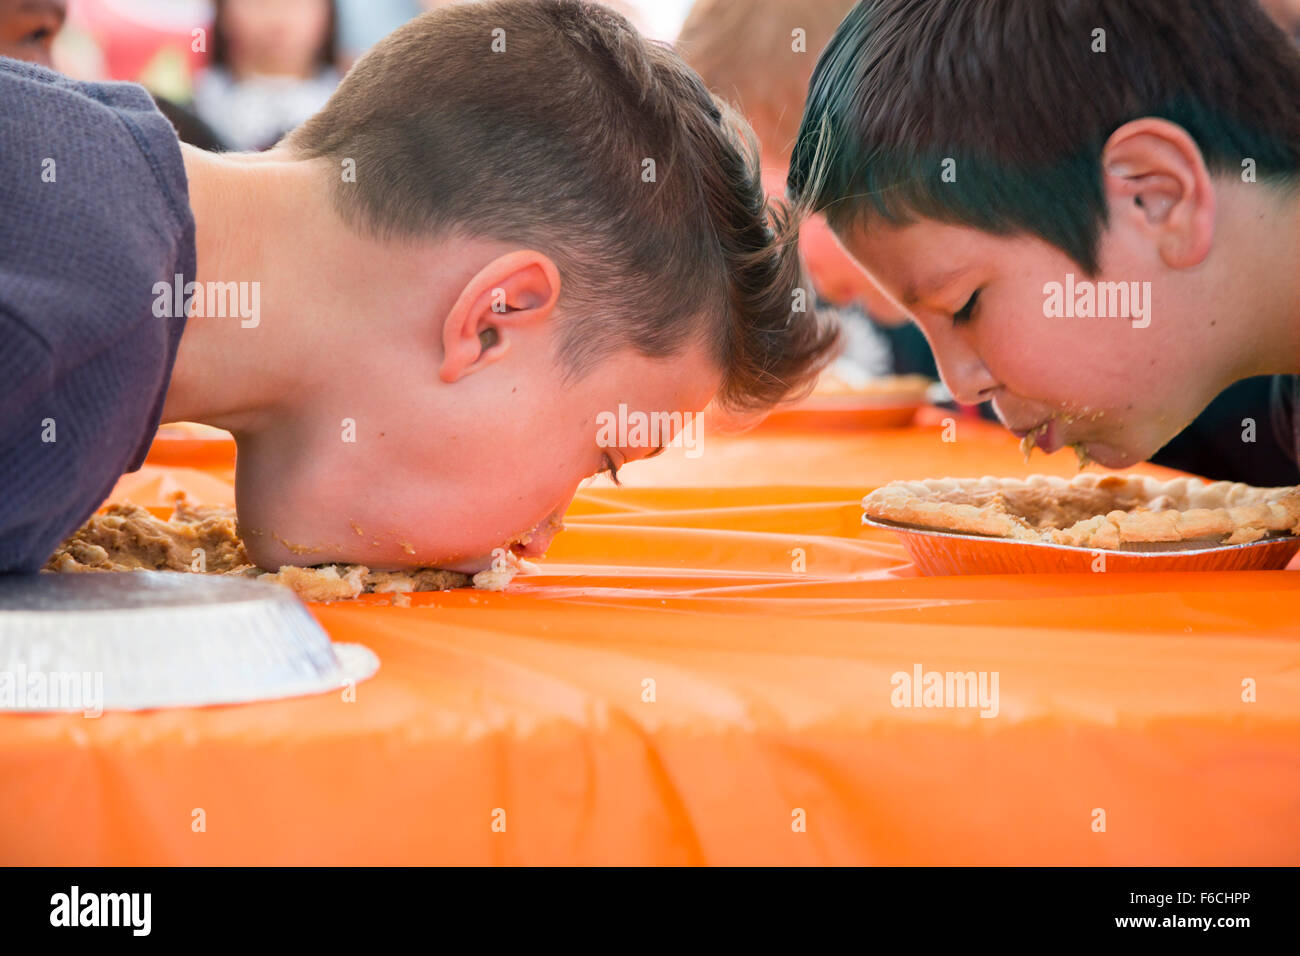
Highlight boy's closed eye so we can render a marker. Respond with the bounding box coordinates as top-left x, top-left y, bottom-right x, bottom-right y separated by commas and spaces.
595, 443, 669, 486
600, 451, 622, 486
953, 288, 982, 326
